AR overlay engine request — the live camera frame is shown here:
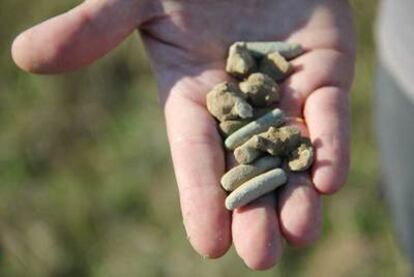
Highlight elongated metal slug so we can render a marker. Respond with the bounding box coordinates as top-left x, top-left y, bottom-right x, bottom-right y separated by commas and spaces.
239, 73, 280, 107
226, 42, 257, 78
234, 143, 262, 164
232, 41, 304, 60
225, 108, 285, 150
204, 40, 314, 211
206, 82, 253, 122
251, 126, 302, 156
225, 168, 287, 210
259, 52, 293, 82
219, 120, 248, 137
221, 156, 281, 191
